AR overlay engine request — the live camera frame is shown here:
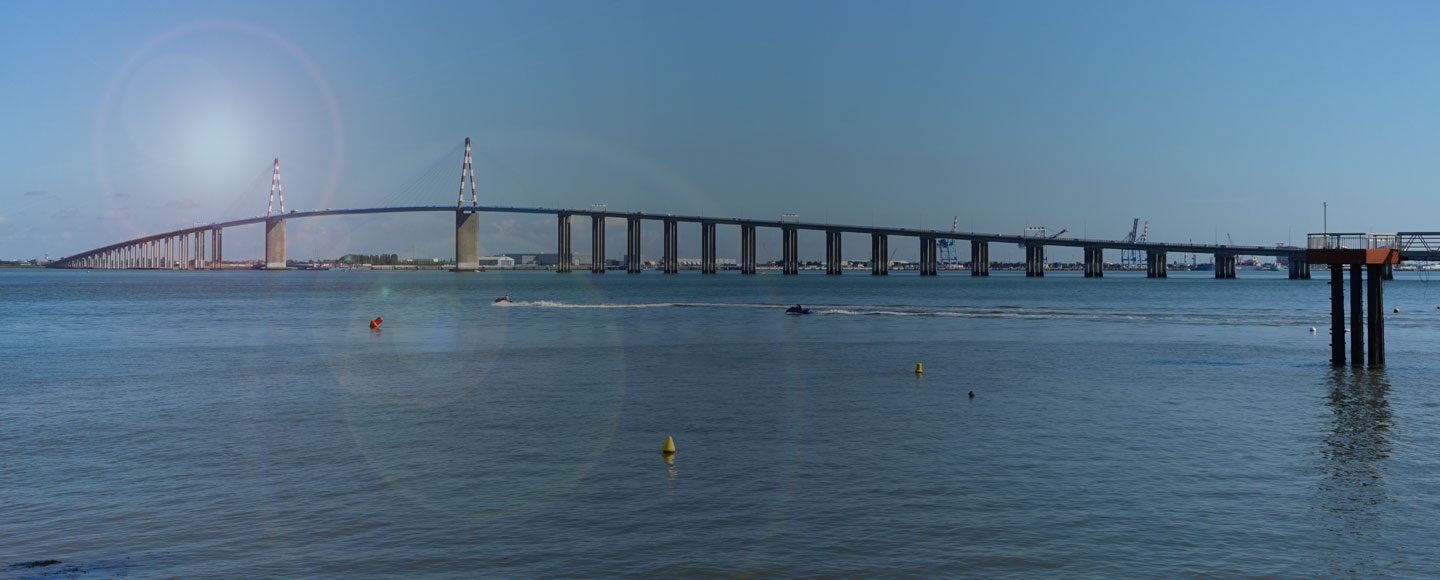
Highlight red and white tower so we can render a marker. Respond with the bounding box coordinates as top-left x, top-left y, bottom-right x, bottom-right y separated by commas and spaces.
457, 137, 477, 209
267, 158, 285, 217
454, 138, 481, 271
